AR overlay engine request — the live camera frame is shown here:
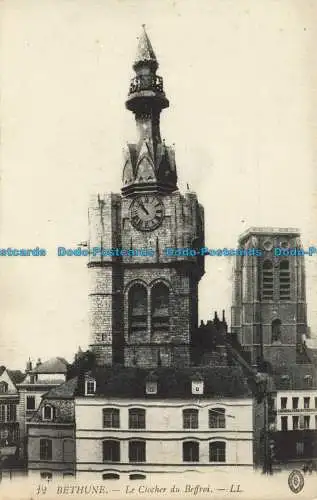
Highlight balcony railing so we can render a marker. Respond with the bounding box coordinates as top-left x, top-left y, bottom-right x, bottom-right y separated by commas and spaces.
277, 408, 316, 413
129, 75, 164, 95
